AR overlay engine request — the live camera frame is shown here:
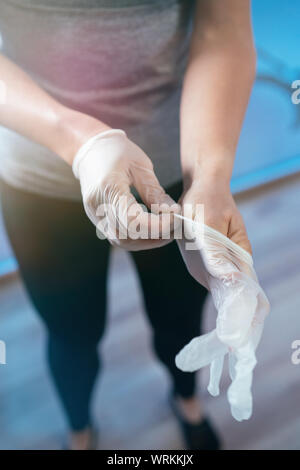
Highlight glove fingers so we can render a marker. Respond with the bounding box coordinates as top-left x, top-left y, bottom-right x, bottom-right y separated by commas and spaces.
228, 351, 236, 381
175, 330, 227, 372
174, 215, 270, 422
115, 182, 179, 243
227, 345, 257, 421
208, 355, 225, 397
